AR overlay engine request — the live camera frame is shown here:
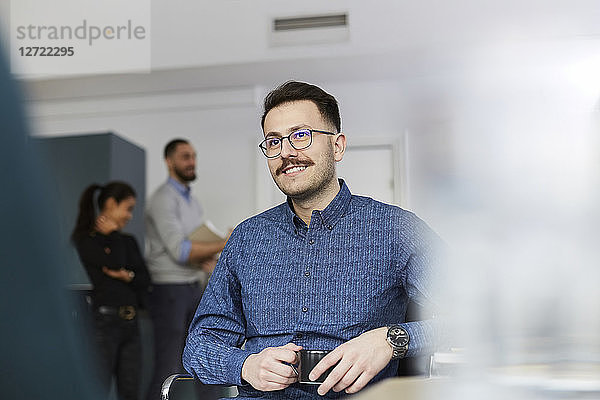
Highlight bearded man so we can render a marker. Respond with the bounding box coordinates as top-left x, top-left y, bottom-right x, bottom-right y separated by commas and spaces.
184, 81, 444, 399
145, 139, 228, 400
